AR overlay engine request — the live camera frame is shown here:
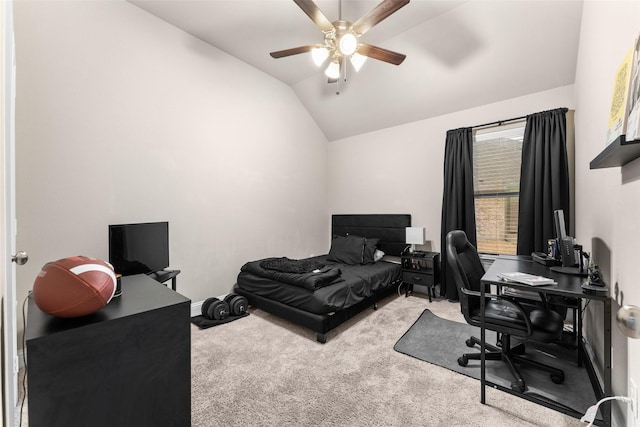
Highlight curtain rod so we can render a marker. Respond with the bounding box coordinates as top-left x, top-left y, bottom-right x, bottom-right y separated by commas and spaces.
471, 108, 568, 130
471, 114, 527, 130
